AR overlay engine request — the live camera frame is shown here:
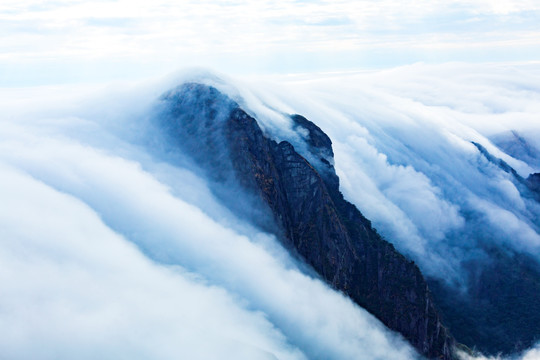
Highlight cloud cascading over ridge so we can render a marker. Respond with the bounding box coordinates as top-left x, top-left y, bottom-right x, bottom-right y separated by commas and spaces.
1, 62, 539, 359
229, 62, 540, 282
0, 78, 417, 360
